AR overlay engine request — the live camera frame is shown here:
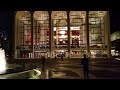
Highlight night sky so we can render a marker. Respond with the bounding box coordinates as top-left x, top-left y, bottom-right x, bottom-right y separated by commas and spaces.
0, 11, 13, 51
0, 11, 119, 51
110, 11, 120, 33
